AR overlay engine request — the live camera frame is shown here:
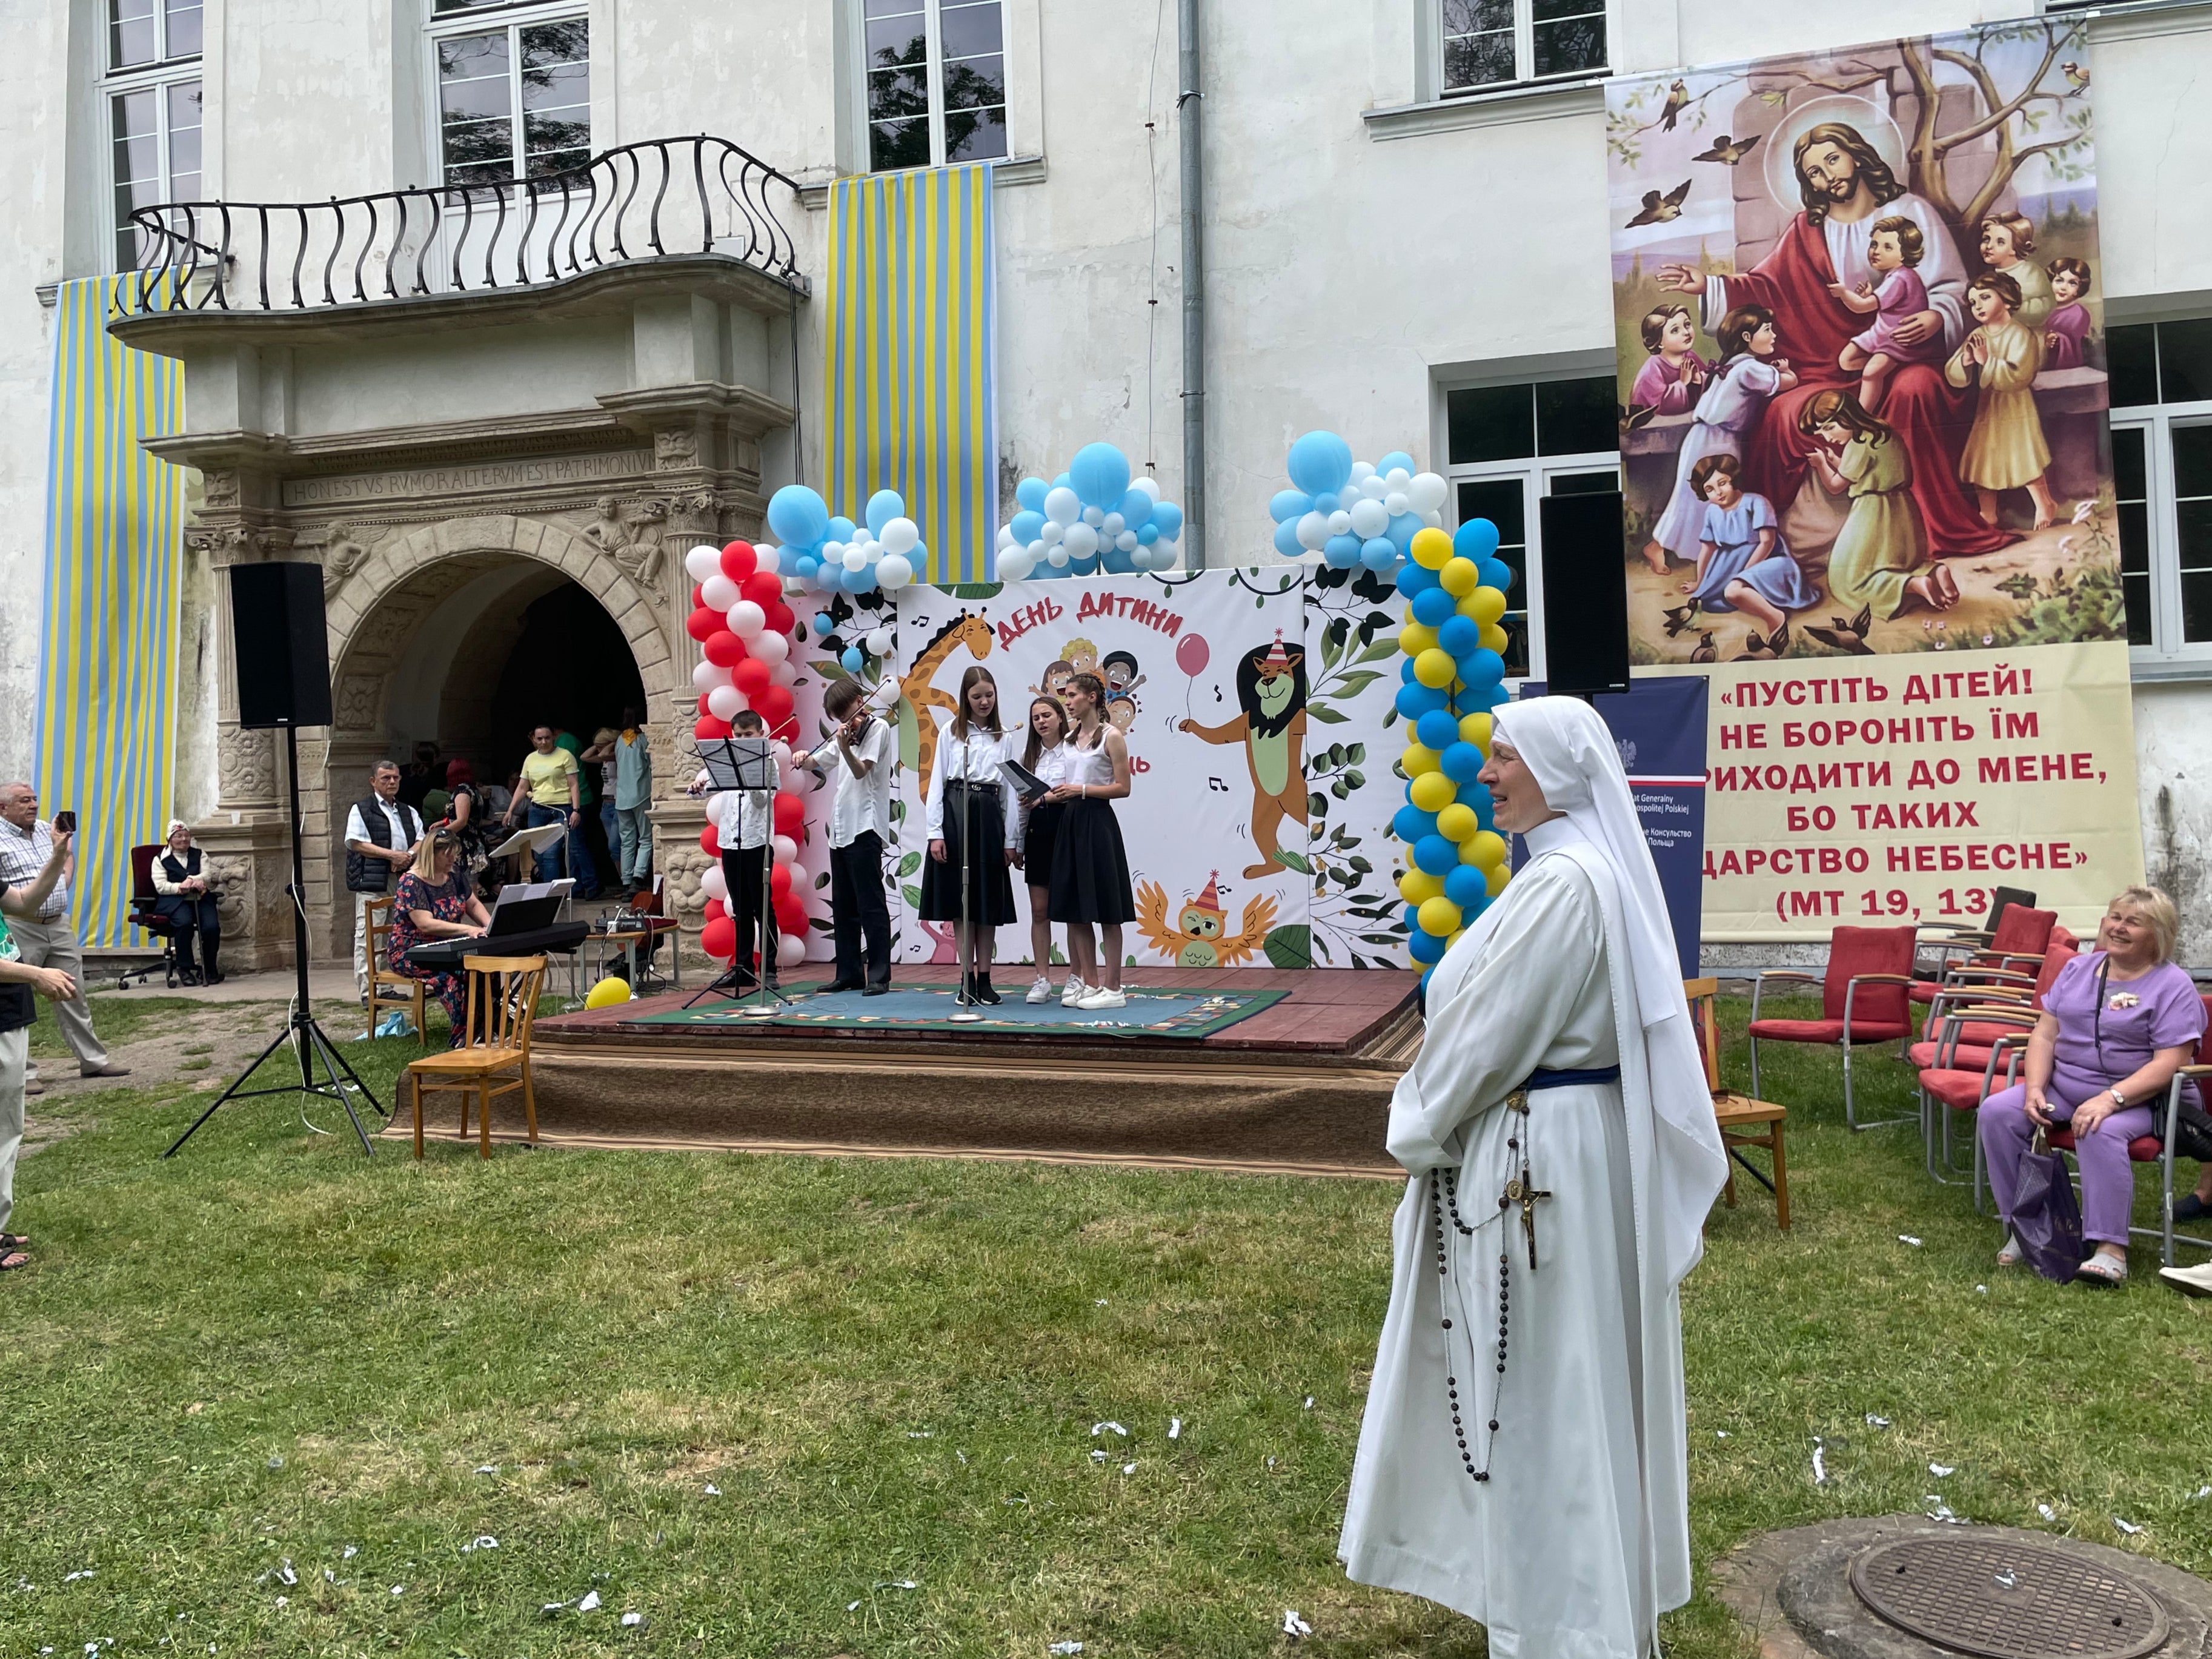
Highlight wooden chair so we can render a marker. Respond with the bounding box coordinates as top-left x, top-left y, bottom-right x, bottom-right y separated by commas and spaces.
1687, 976, 1791, 1230
404, 955, 548, 1159
365, 896, 431, 1047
